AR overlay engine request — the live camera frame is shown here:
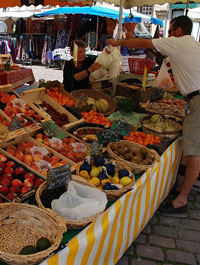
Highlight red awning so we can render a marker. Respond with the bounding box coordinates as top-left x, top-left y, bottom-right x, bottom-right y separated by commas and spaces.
0, 0, 92, 8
